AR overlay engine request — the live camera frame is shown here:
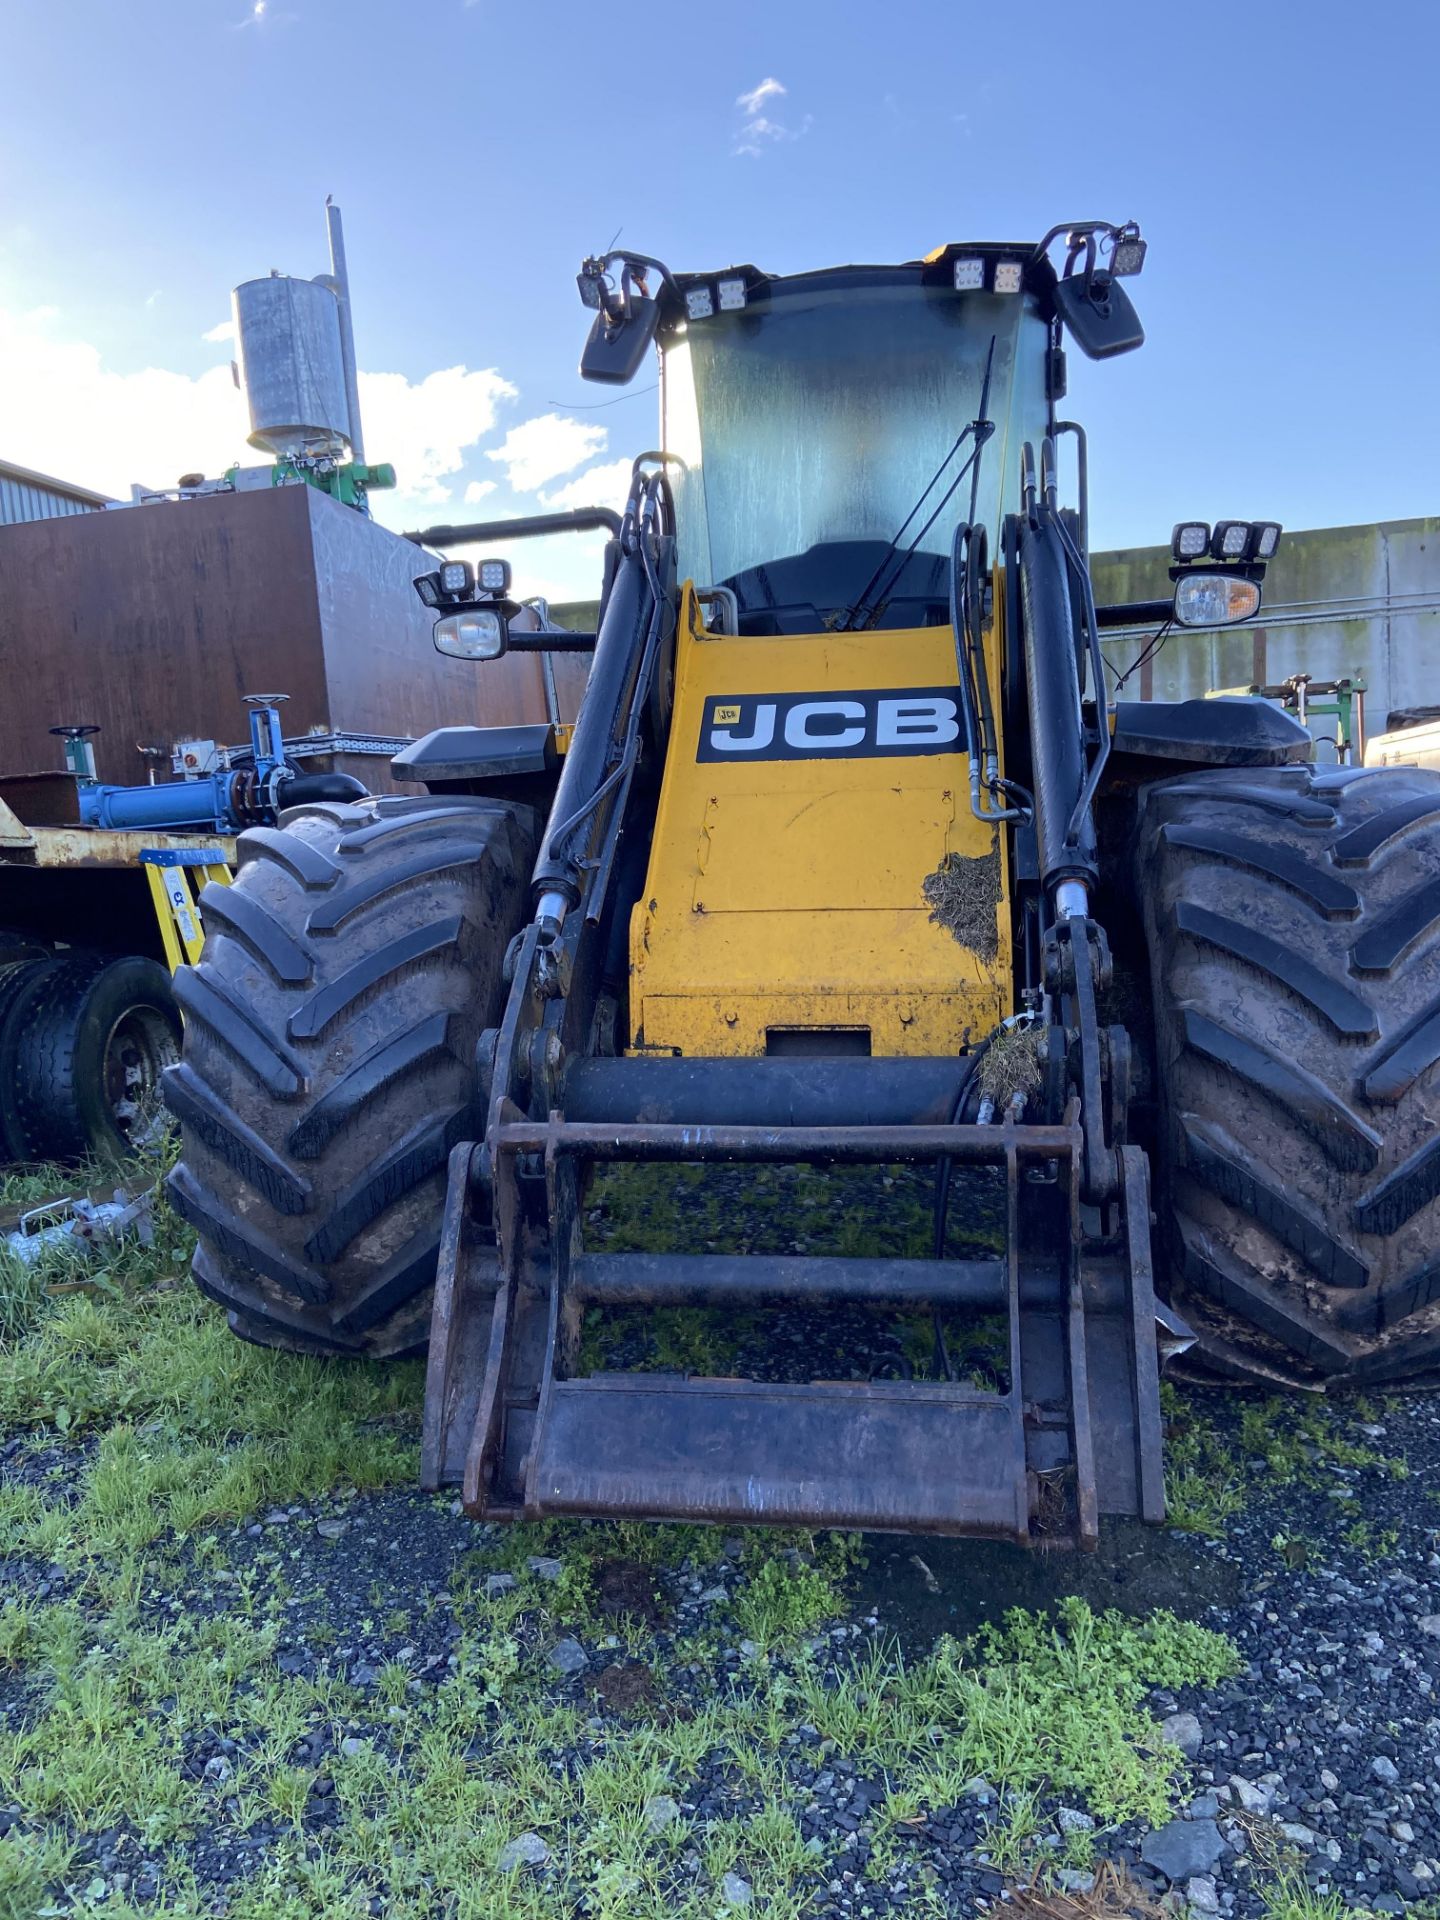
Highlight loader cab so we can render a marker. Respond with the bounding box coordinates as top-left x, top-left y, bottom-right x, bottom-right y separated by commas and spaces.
654, 252, 1054, 636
